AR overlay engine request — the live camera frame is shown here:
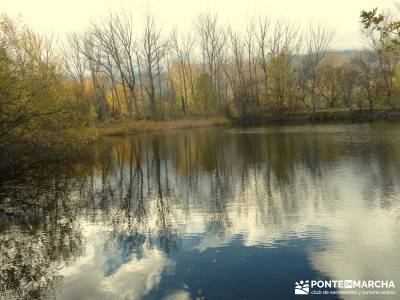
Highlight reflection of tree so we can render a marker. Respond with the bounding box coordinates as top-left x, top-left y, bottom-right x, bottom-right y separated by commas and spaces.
0, 234, 60, 299
85, 136, 179, 258
0, 175, 85, 299
106, 138, 152, 255
153, 138, 178, 253
98, 126, 400, 240
3, 125, 400, 297
207, 138, 232, 235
